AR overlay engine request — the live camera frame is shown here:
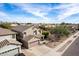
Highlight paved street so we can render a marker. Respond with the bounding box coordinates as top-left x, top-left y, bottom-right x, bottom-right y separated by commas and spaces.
62, 36, 79, 56
54, 31, 79, 56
